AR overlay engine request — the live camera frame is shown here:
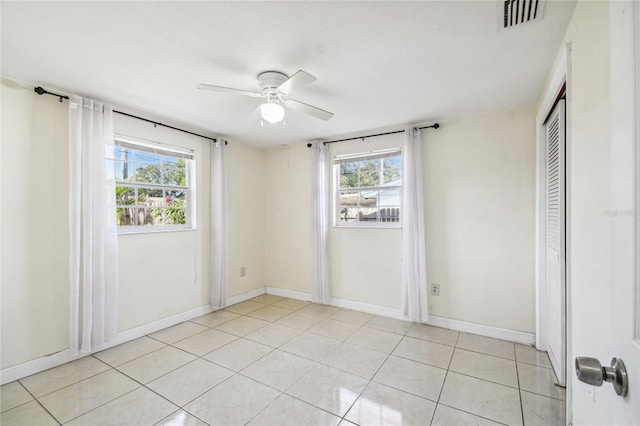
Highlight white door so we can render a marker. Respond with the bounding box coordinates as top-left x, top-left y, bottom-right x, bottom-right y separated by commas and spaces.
545, 99, 566, 386
609, 1, 639, 423
572, 2, 639, 424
